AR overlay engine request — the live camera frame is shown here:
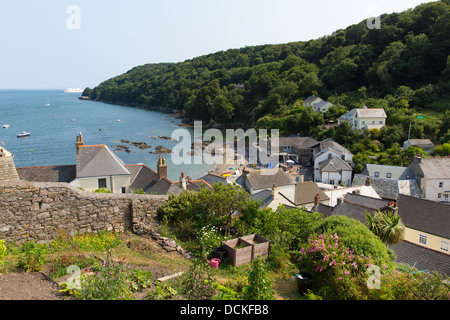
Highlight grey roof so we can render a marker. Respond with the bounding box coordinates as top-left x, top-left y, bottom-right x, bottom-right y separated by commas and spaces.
352, 174, 424, 200
245, 169, 296, 191
405, 139, 435, 147
398, 194, 450, 239
362, 164, 415, 180
303, 96, 323, 105
319, 156, 353, 173
390, 241, 450, 277
331, 193, 389, 223
409, 157, 450, 180
356, 108, 387, 118
274, 136, 319, 148
314, 101, 334, 109
317, 139, 353, 158
294, 181, 330, 206
250, 189, 274, 208
17, 165, 76, 183
76, 145, 131, 178
198, 173, 229, 186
